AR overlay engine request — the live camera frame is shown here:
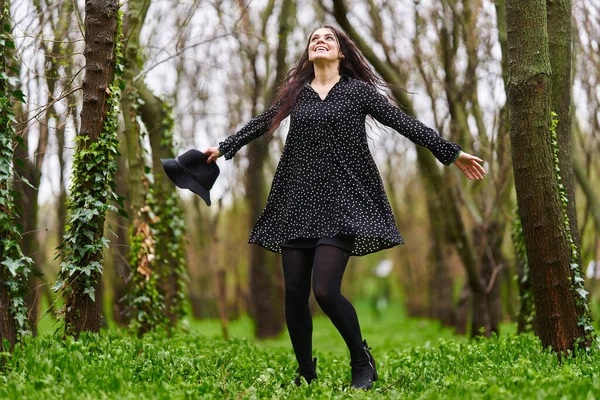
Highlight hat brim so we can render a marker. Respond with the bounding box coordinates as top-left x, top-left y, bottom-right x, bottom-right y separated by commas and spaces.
161, 158, 212, 206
